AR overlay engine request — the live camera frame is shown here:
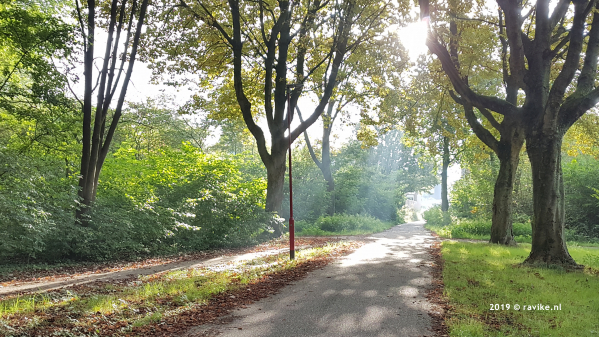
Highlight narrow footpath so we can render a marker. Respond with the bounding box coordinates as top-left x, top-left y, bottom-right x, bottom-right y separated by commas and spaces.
0, 245, 318, 296
185, 221, 439, 337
